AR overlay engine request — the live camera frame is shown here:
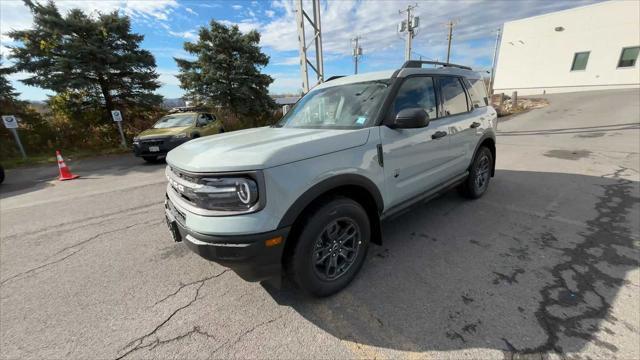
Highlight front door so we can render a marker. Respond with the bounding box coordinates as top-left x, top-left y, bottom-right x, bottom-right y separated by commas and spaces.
380, 76, 456, 209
